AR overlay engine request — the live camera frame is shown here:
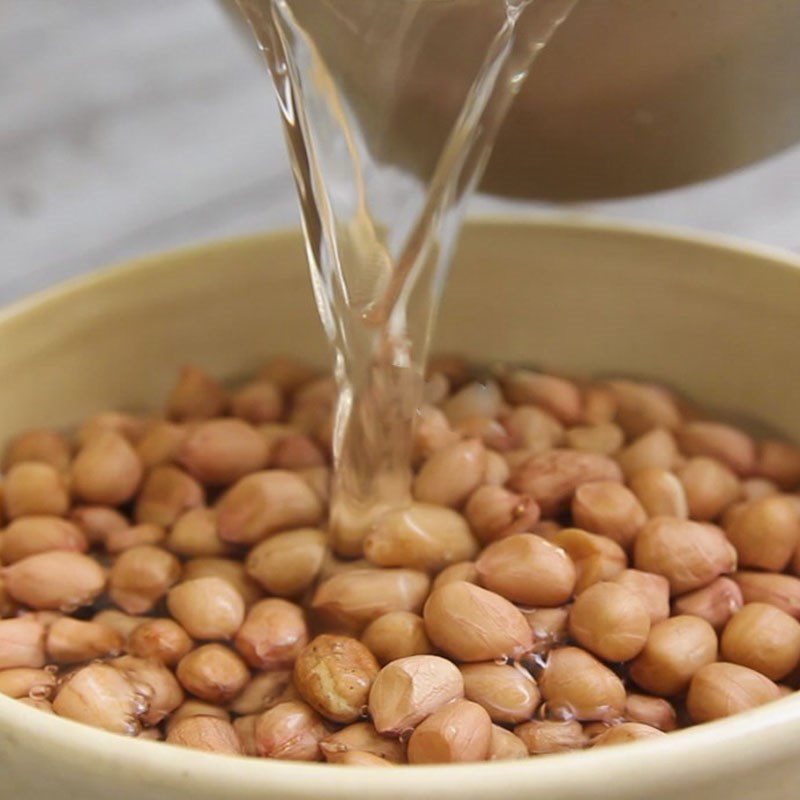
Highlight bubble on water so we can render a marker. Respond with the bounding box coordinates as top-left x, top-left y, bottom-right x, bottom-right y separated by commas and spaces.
123, 718, 142, 737
28, 684, 52, 700
59, 602, 80, 614
359, 704, 370, 718
398, 728, 414, 744
44, 664, 59, 675
519, 651, 548, 679
541, 701, 576, 722
493, 655, 511, 667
